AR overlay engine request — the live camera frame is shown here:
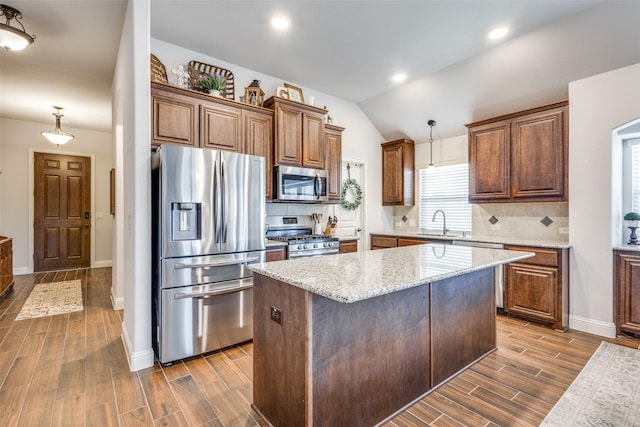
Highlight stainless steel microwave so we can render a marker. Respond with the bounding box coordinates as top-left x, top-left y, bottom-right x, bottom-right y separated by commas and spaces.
274, 165, 328, 202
